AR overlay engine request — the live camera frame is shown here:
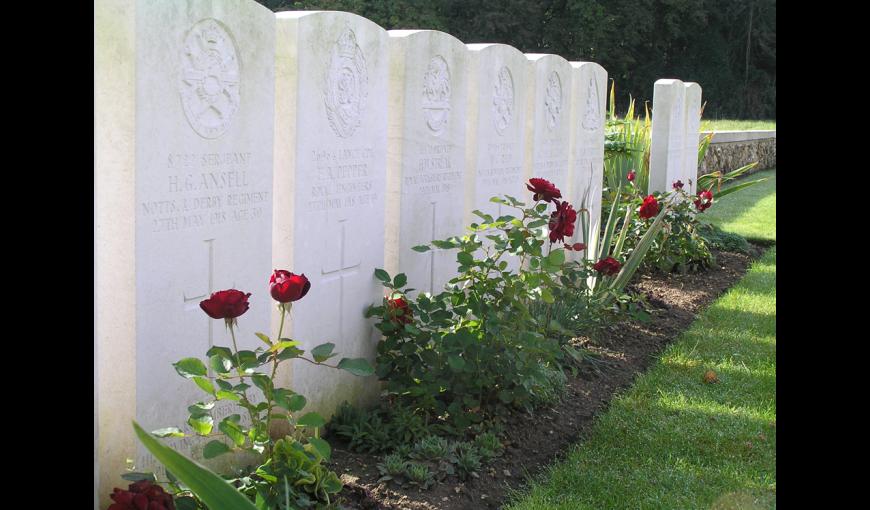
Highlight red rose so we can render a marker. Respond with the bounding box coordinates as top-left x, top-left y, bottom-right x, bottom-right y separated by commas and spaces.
593, 257, 621, 276
270, 270, 310, 303
526, 178, 562, 203
387, 297, 413, 325
694, 189, 714, 212
108, 480, 175, 510
199, 289, 251, 320
565, 242, 586, 251
673, 180, 684, 190
638, 195, 659, 220
627, 170, 636, 182
548, 201, 577, 243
